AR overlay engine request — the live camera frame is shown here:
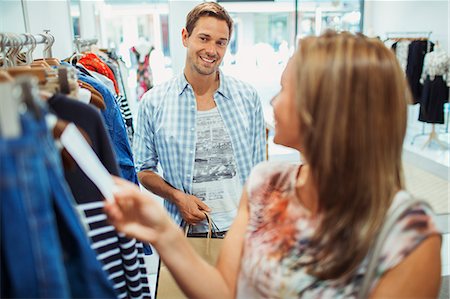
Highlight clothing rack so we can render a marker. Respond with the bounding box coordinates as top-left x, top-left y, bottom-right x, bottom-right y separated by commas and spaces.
0, 31, 53, 47
386, 31, 446, 148
0, 30, 55, 67
73, 37, 98, 53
